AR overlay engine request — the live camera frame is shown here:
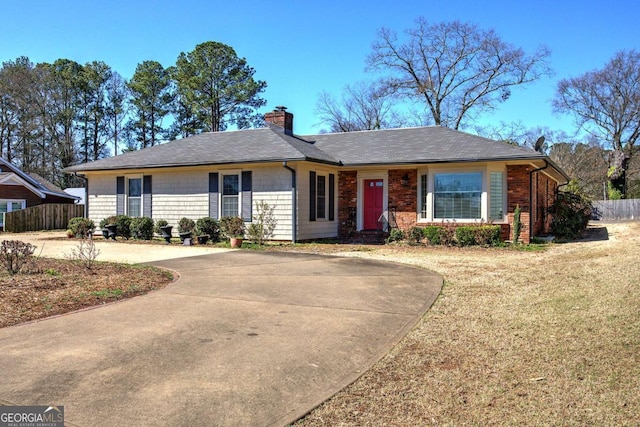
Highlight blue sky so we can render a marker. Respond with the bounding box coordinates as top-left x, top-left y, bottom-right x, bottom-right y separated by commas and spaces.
2, 0, 639, 139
